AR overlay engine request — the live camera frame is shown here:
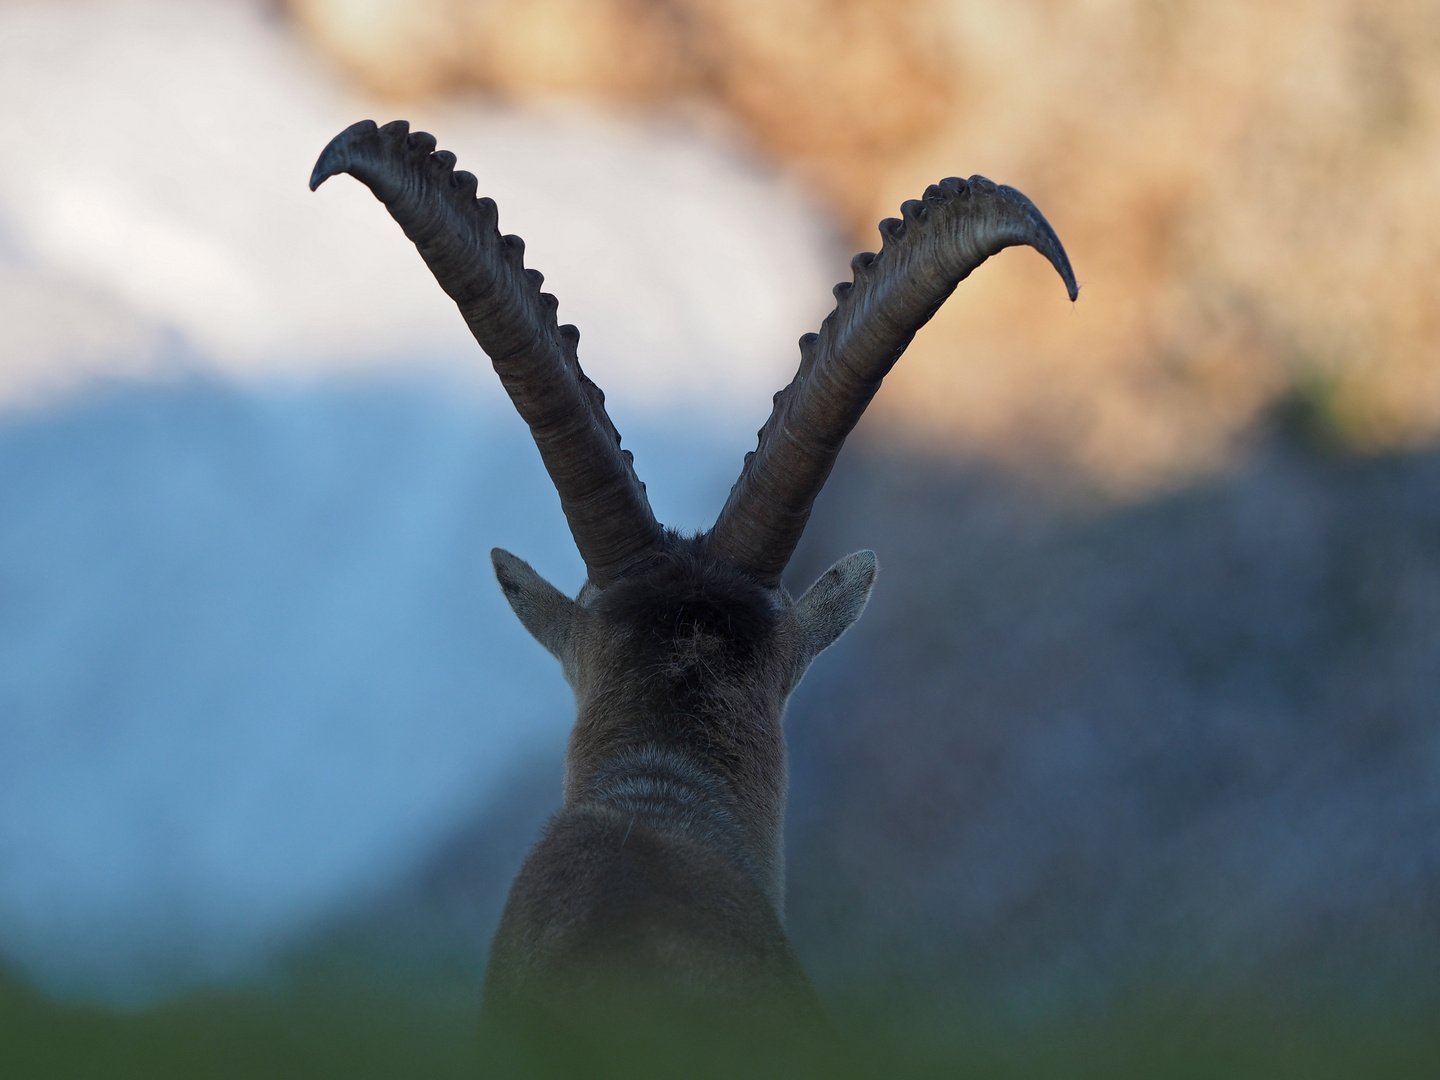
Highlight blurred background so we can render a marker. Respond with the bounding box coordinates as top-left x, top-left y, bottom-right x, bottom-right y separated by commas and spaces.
2, 0, 1438, 1075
